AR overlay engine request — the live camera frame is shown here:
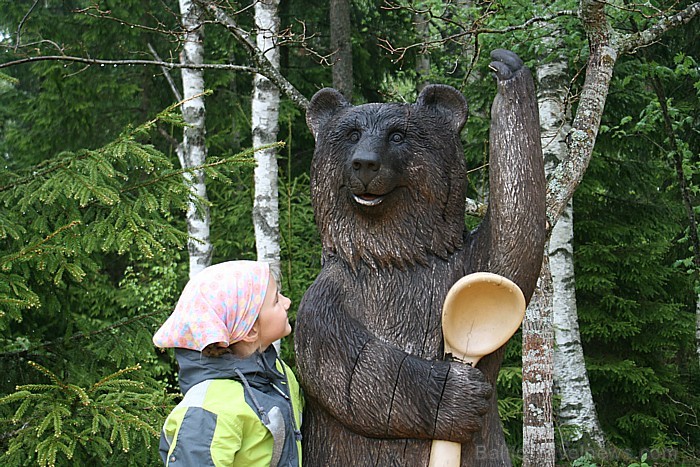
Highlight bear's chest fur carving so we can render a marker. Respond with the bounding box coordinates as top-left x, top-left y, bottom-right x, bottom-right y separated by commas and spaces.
340, 252, 469, 357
